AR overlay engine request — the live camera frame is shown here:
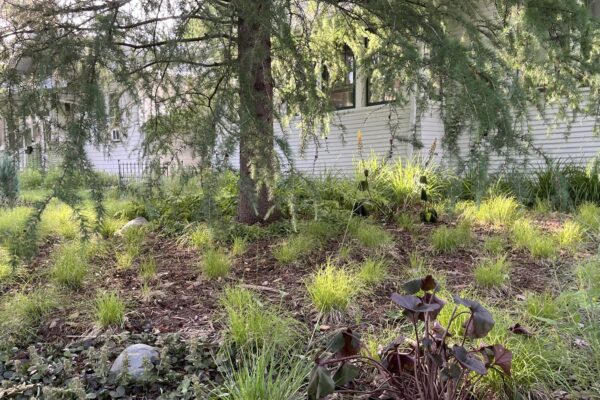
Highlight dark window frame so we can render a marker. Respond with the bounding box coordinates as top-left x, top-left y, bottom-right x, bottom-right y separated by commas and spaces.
326, 44, 356, 110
